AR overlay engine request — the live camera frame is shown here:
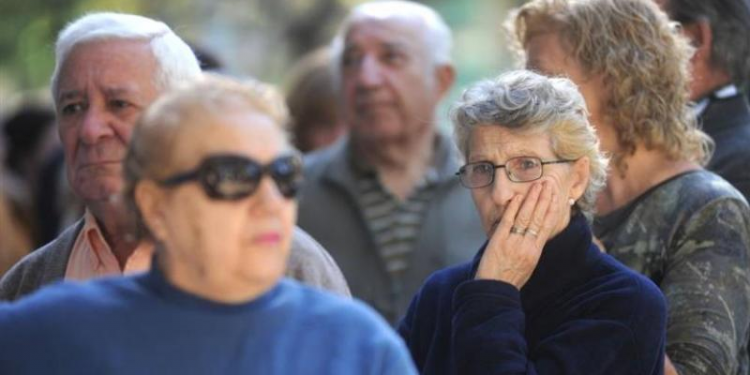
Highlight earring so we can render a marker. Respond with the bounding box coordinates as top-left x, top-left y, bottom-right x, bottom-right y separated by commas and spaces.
568, 198, 575, 206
